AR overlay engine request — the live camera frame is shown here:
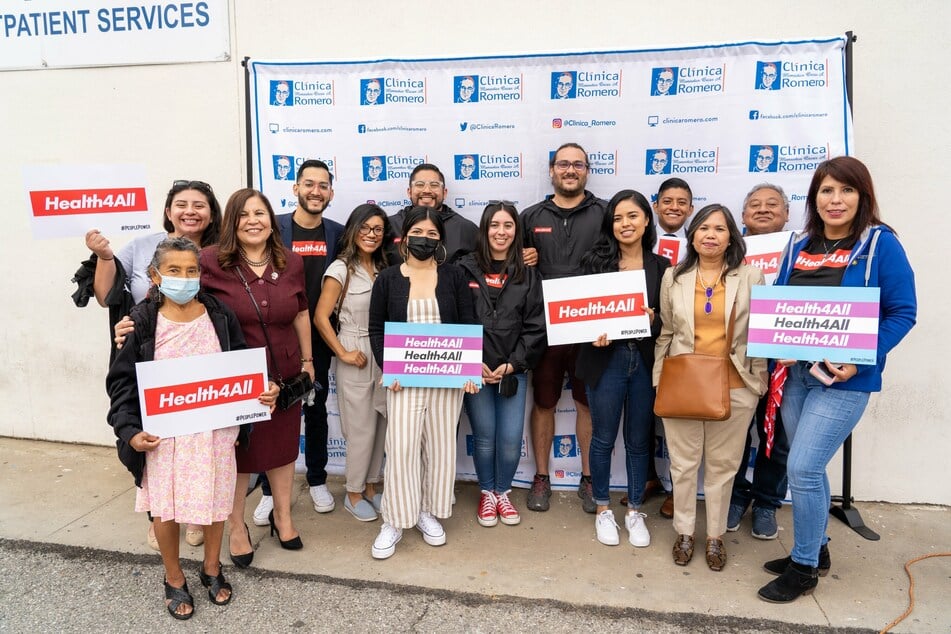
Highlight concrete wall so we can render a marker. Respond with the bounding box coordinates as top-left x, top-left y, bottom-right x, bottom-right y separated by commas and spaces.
2, 1, 946, 504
